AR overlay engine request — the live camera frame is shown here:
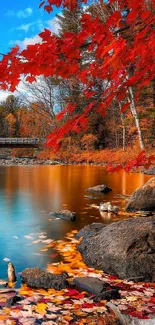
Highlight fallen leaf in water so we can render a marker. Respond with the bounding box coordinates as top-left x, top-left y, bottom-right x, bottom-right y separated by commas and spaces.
32, 240, 42, 244
35, 303, 47, 315
42, 239, 54, 244
24, 235, 34, 240
18, 318, 36, 325
3, 258, 10, 262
